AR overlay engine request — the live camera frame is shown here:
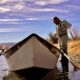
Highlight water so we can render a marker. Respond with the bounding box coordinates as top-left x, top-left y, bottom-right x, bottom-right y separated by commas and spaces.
0, 55, 9, 77
0, 55, 80, 80
57, 57, 80, 80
